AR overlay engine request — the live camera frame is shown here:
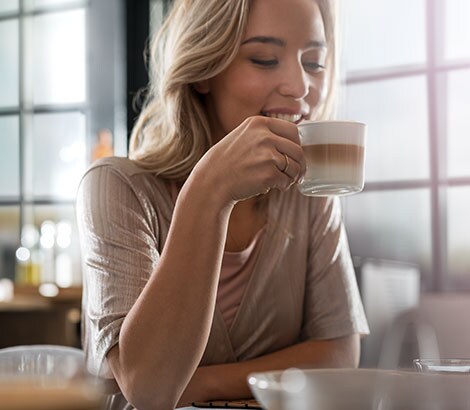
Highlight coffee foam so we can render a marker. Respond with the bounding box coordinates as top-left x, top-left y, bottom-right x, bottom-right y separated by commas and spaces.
298, 121, 366, 146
